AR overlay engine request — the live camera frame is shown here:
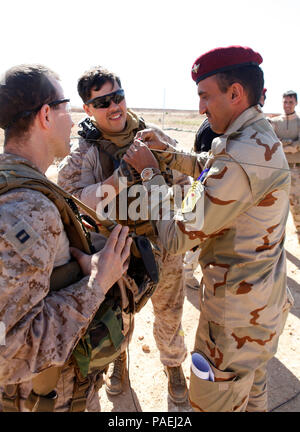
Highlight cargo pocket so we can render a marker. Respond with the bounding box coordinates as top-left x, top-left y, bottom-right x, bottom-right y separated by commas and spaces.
189, 351, 253, 412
